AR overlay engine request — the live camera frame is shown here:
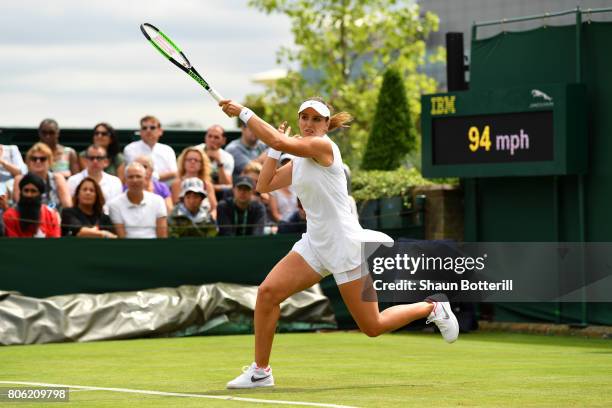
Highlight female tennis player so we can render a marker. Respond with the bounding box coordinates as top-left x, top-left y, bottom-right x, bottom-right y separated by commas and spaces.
220, 98, 459, 389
